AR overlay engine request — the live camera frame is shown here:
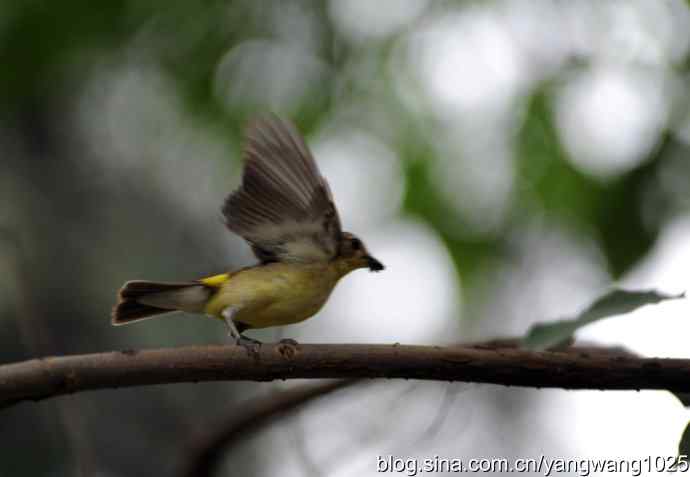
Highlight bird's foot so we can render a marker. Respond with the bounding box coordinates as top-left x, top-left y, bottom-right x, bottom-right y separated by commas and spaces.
237, 335, 262, 346
236, 335, 262, 358
278, 338, 299, 346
